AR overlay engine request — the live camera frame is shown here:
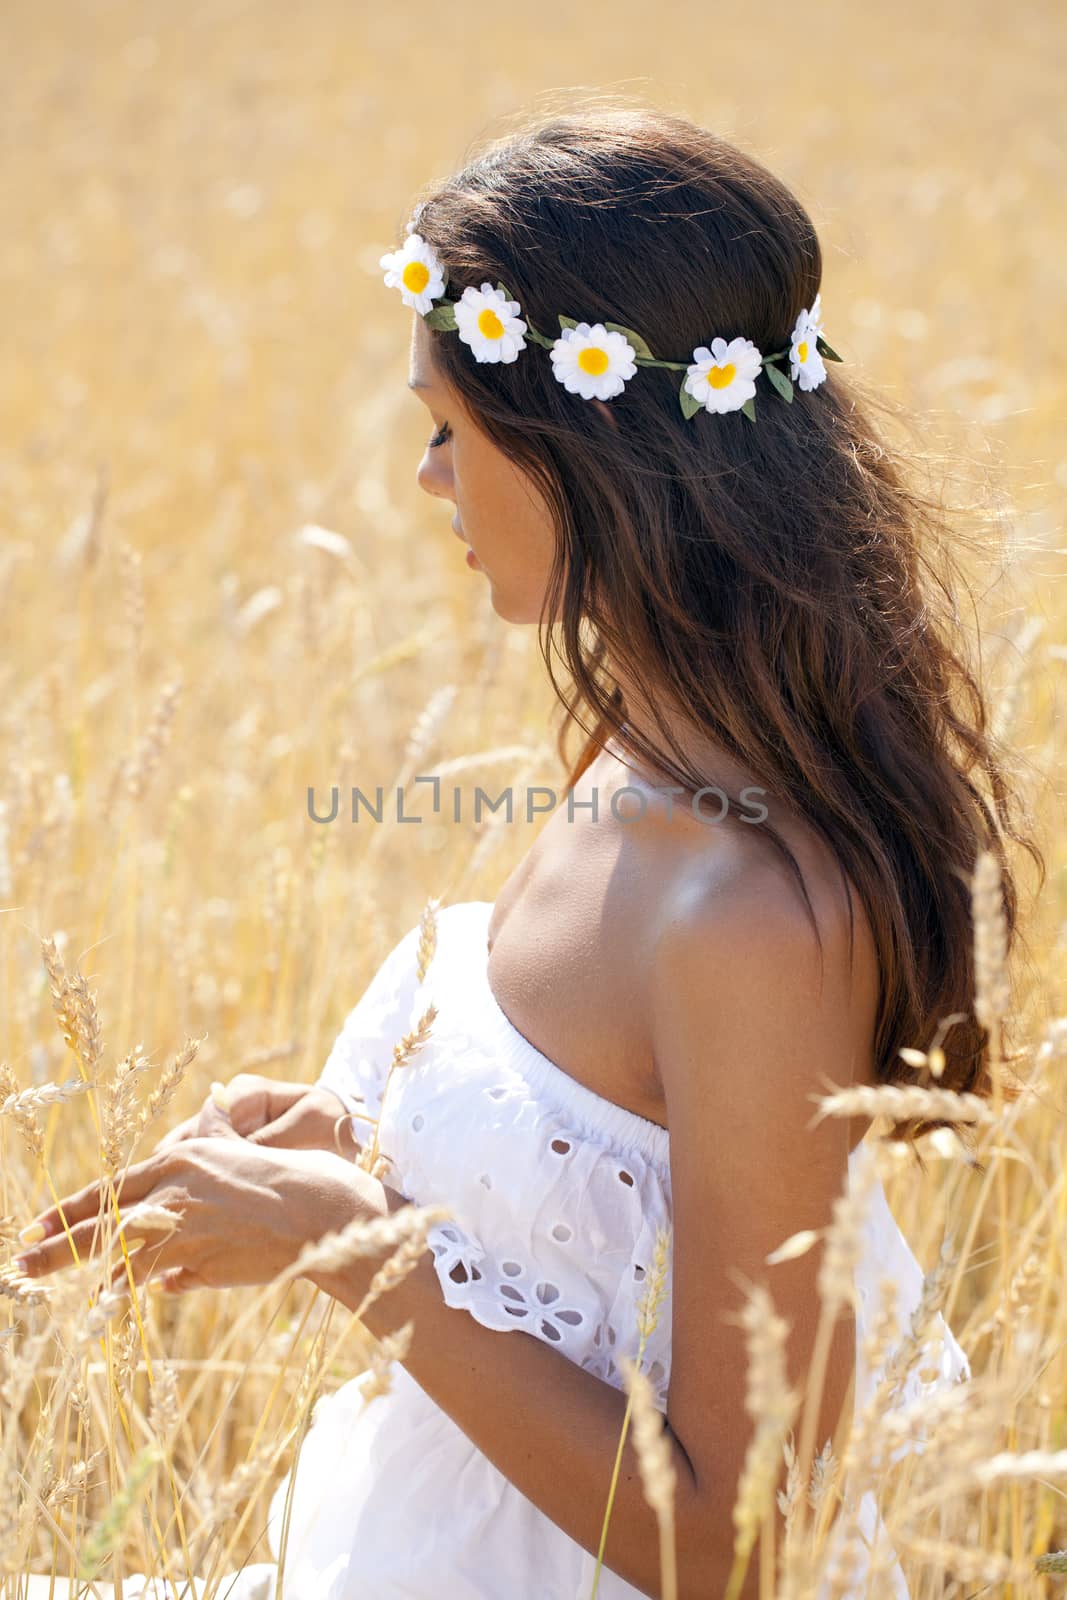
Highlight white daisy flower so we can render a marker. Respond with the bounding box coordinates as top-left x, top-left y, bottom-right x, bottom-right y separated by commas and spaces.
379, 232, 446, 315
453, 282, 528, 364
549, 323, 637, 401
789, 294, 828, 391
683, 336, 763, 415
